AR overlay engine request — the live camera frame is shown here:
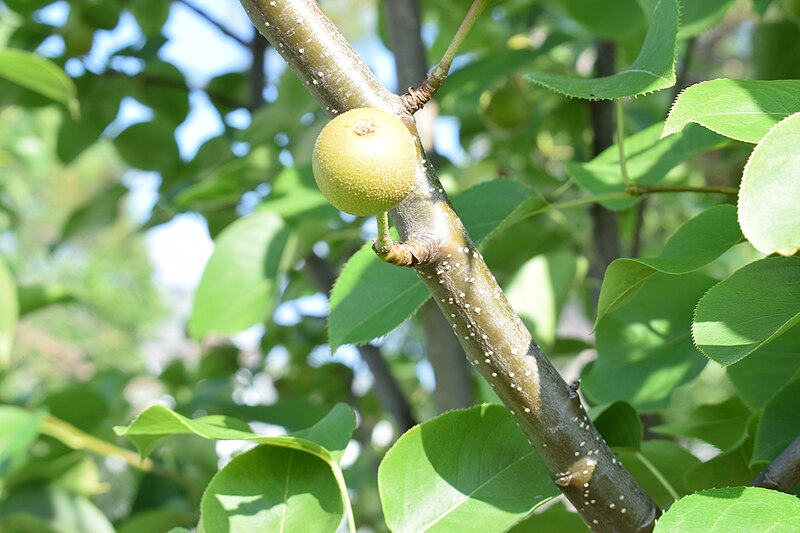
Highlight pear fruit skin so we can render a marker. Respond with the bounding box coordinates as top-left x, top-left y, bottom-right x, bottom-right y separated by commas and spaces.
312, 108, 417, 216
